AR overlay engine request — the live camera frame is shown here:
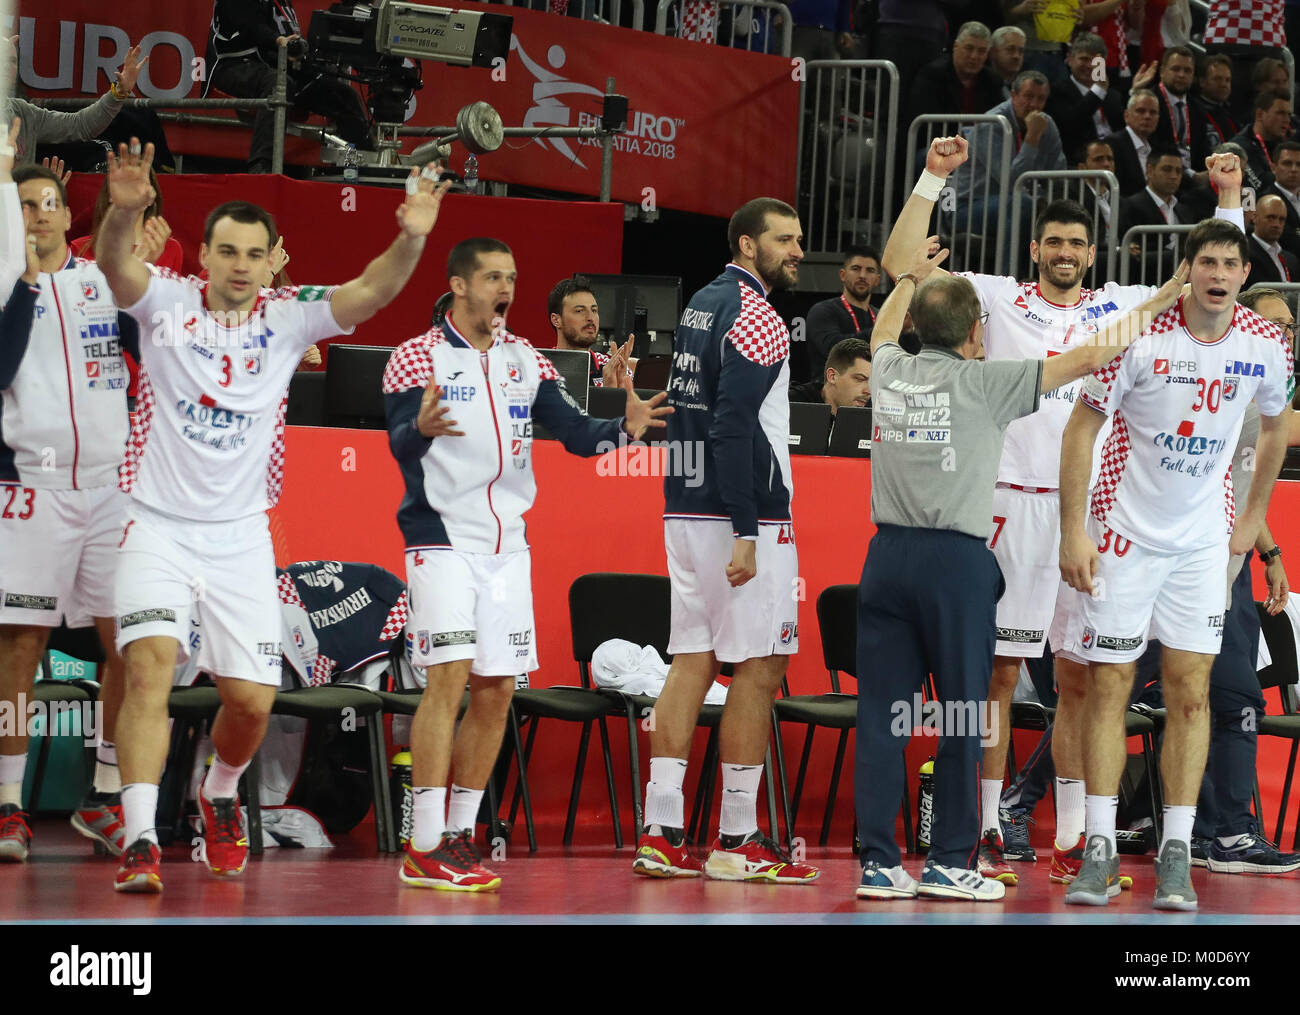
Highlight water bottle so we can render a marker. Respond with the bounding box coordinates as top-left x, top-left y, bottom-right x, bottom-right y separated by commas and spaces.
342, 144, 360, 184
390, 749, 413, 845
464, 153, 479, 195
917, 757, 935, 851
